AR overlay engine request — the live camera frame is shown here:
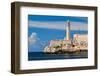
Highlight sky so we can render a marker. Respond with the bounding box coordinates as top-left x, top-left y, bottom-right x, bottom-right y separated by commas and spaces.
28, 15, 88, 52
